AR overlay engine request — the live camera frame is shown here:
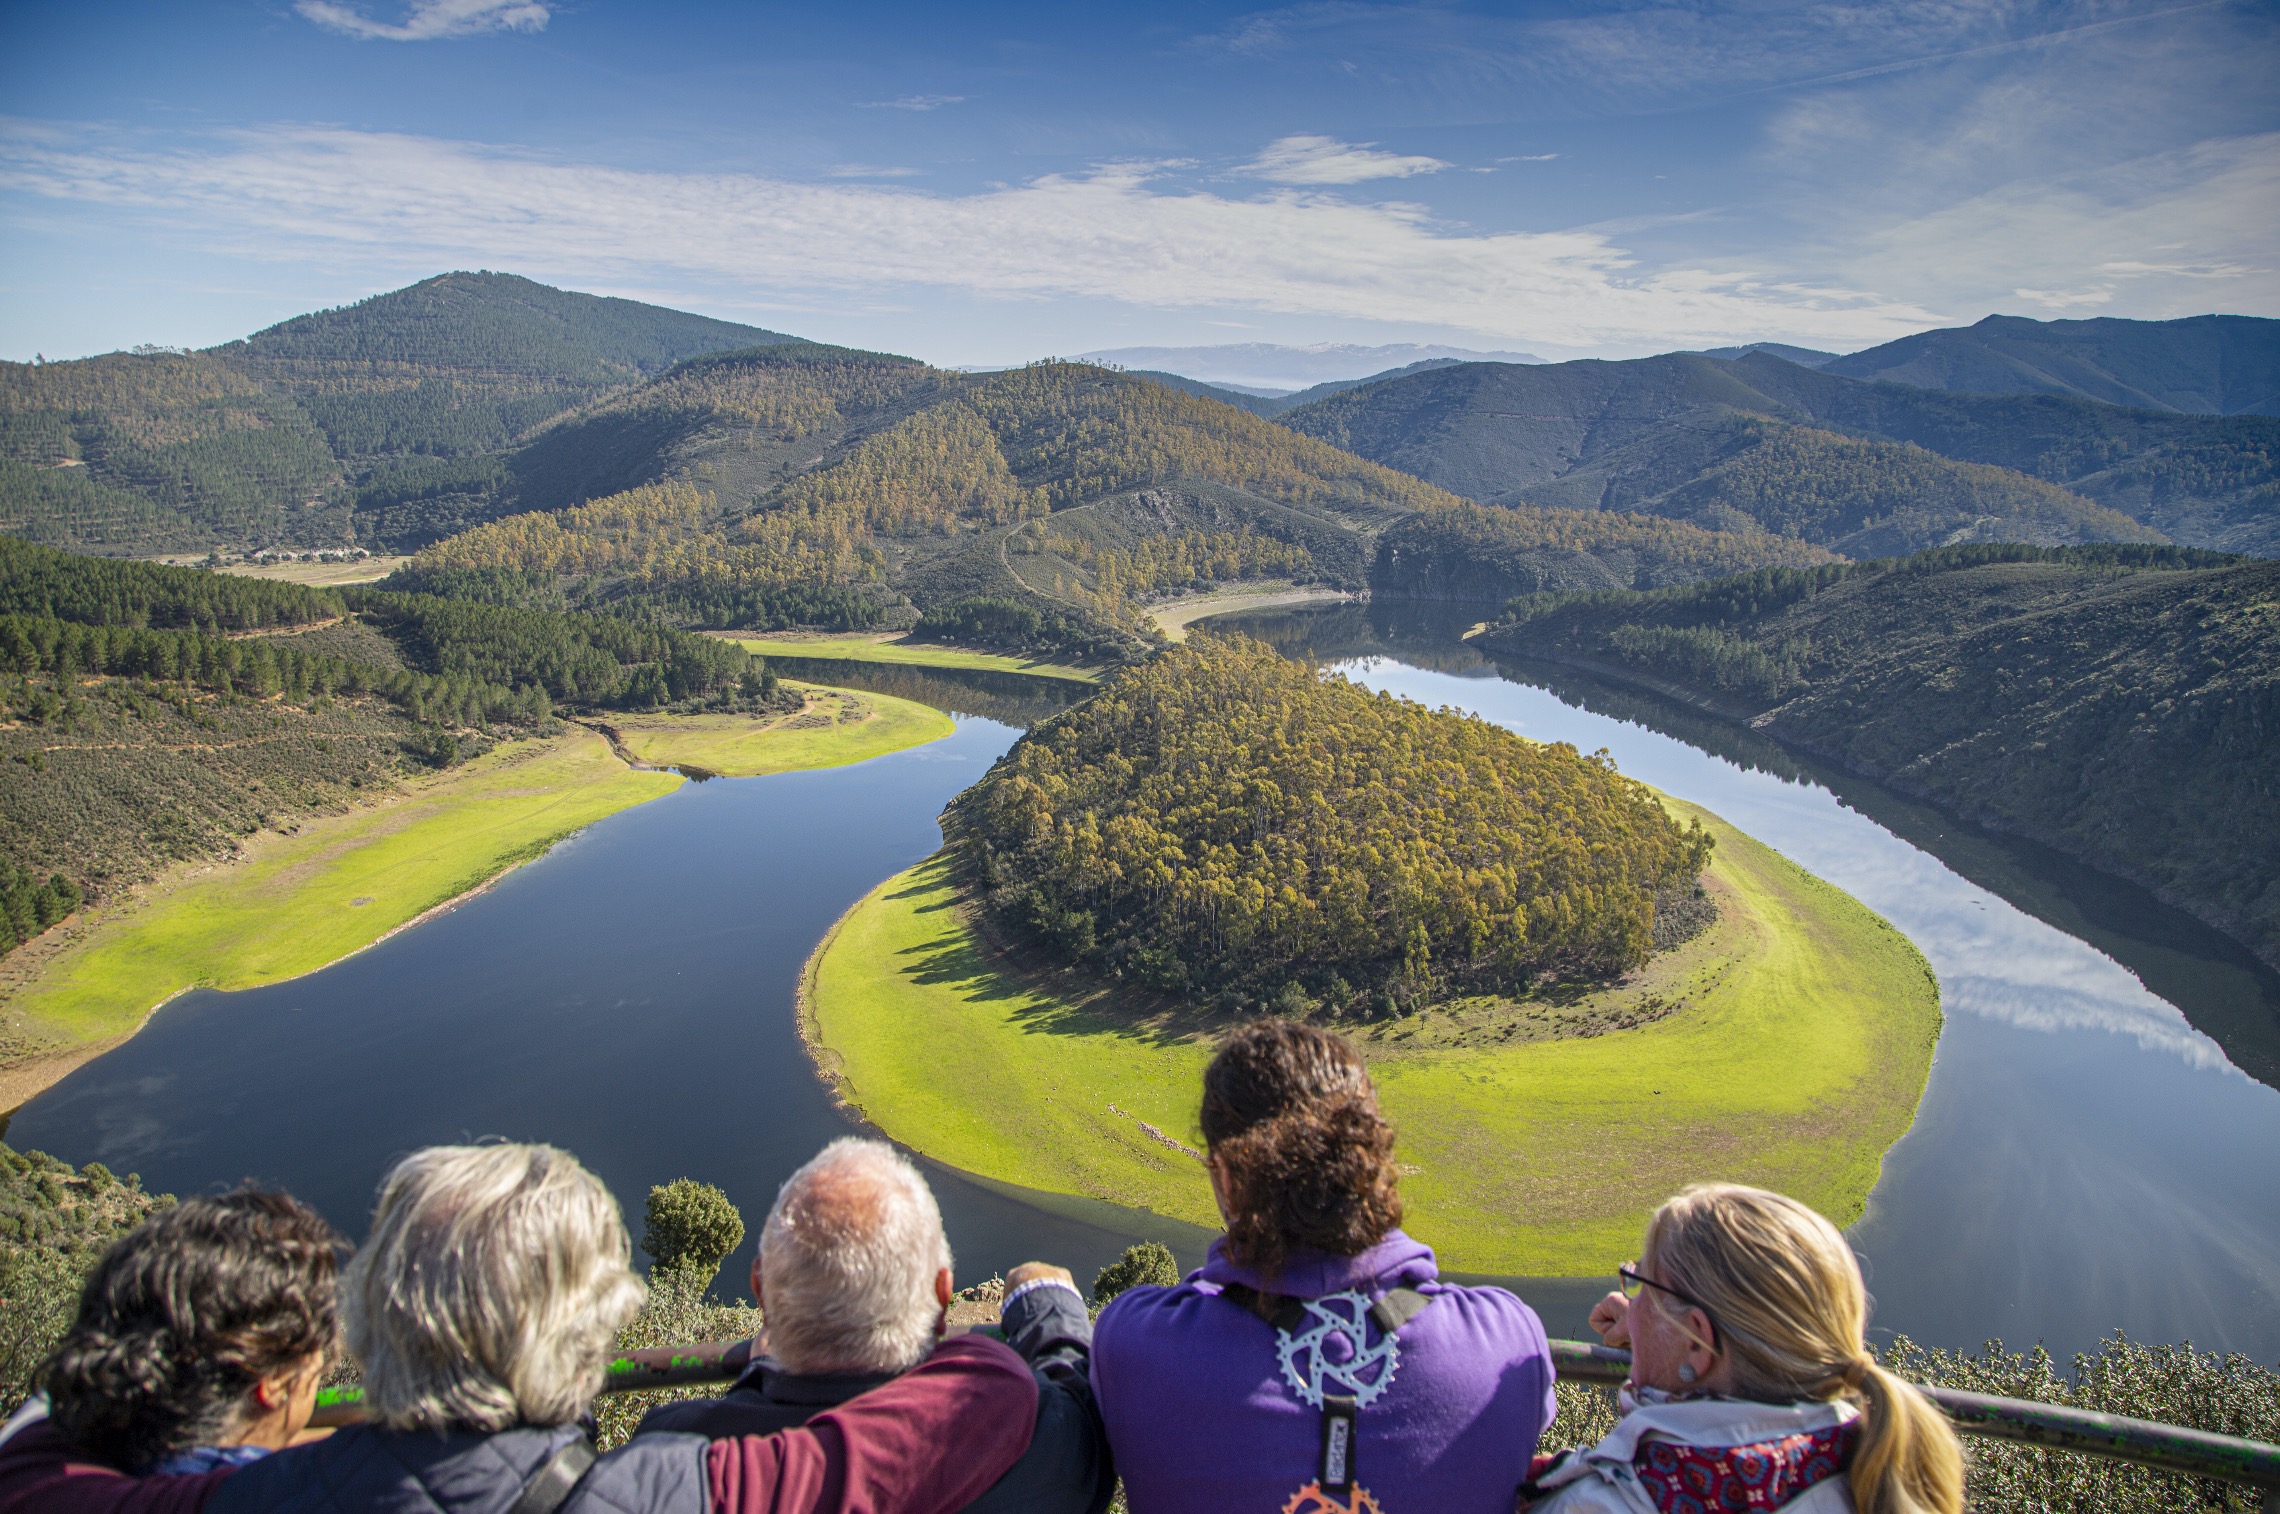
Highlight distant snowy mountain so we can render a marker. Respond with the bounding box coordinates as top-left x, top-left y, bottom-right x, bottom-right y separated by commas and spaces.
1073, 341, 1545, 392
